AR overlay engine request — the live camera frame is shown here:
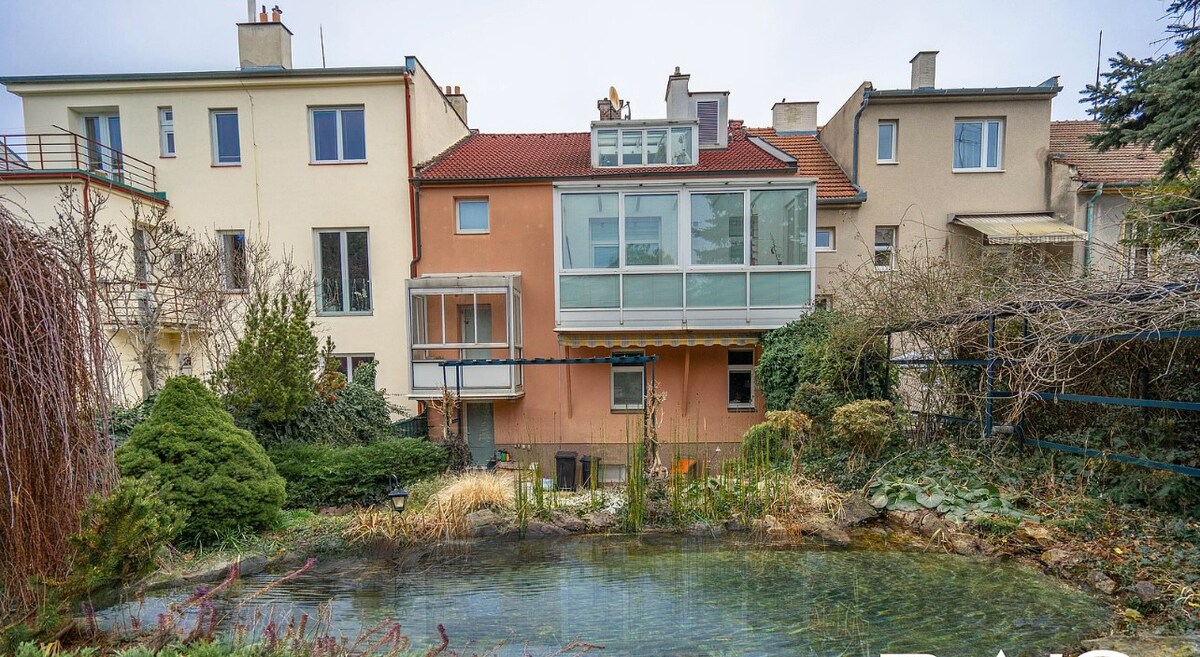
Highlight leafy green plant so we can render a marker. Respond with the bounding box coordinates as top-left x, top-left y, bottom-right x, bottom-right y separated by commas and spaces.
830, 399, 899, 457
251, 361, 406, 446
116, 376, 287, 542
64, 476, 184, 597
107, 392, 157, 446
867, 475, 1037, 523
268, 438, 447, 508
217, 291, 320, 425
